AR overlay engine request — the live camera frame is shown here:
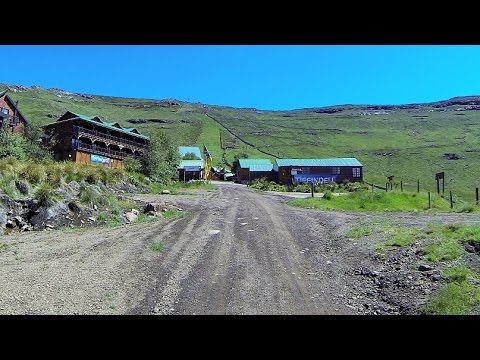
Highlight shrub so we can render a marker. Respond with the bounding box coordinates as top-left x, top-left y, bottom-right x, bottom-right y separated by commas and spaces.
123, 156, 142, 173
140, 130, 180, 182
33, 182, 61, 207
323, 190, 333, 200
